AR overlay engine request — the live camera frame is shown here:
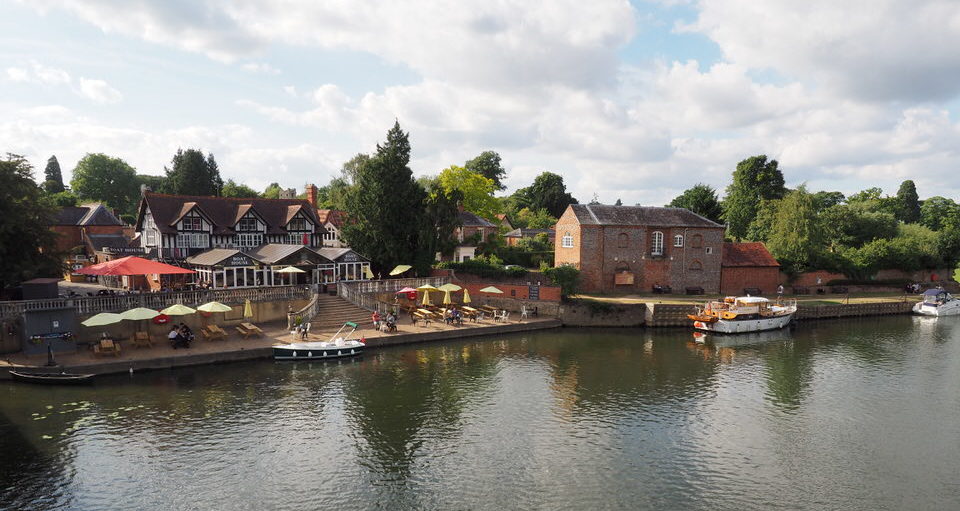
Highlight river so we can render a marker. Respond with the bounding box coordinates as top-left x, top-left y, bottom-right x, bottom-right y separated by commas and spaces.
3, 315, 960, 510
